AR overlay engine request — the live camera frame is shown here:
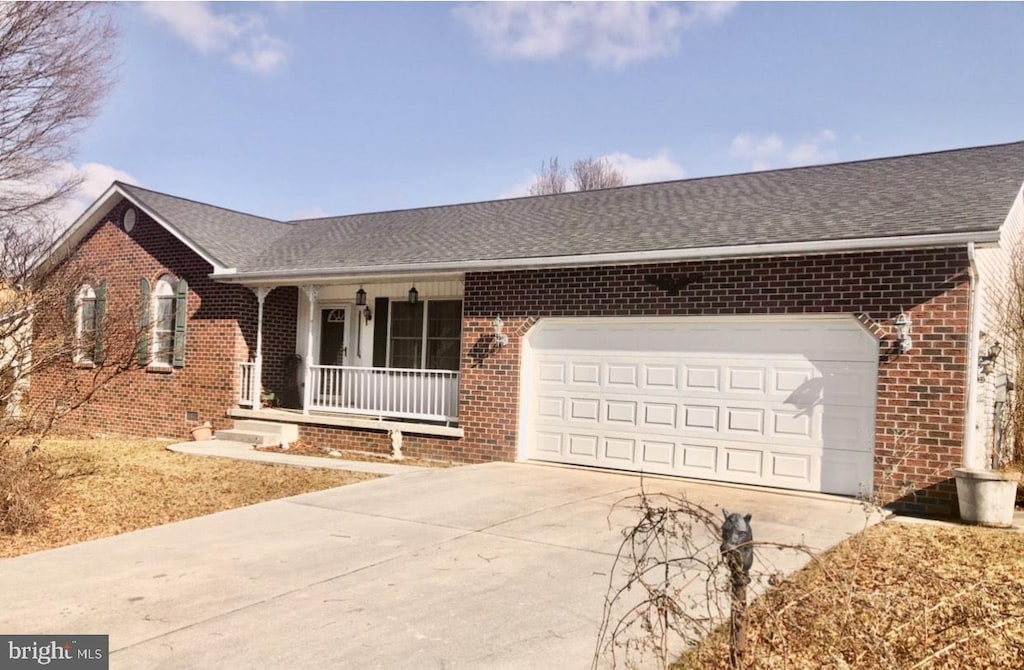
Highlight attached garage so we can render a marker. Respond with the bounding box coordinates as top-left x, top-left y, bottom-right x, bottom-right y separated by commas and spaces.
521, 317, 878, 496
